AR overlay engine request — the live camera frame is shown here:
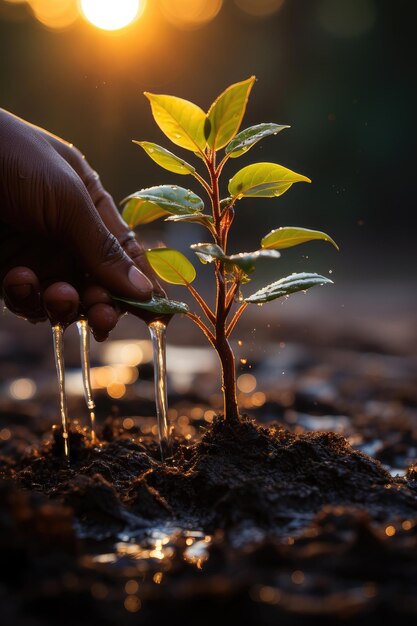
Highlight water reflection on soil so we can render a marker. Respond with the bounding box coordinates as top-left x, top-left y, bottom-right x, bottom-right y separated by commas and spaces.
86, 528, 212, 573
